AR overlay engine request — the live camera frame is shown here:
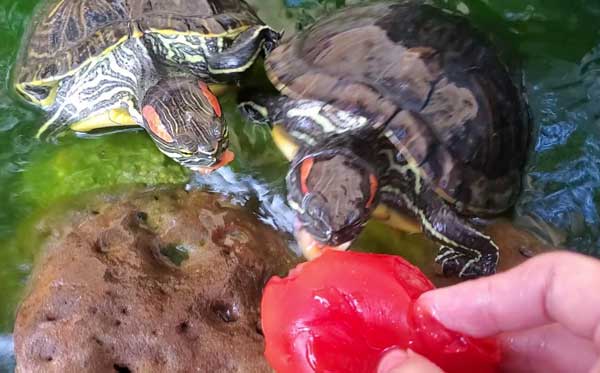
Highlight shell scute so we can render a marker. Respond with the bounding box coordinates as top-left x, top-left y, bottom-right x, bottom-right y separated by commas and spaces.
15, 0, 262, 86
266, 2, 530, 215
